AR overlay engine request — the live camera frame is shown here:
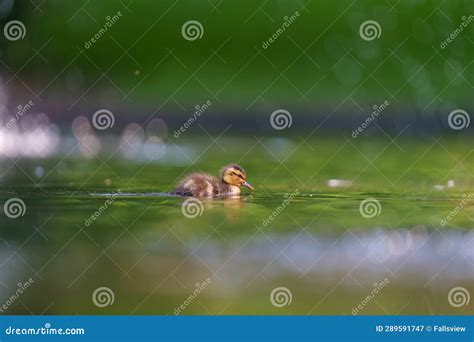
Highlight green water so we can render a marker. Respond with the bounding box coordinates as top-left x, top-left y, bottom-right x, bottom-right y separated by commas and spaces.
0, 136, 473, 314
